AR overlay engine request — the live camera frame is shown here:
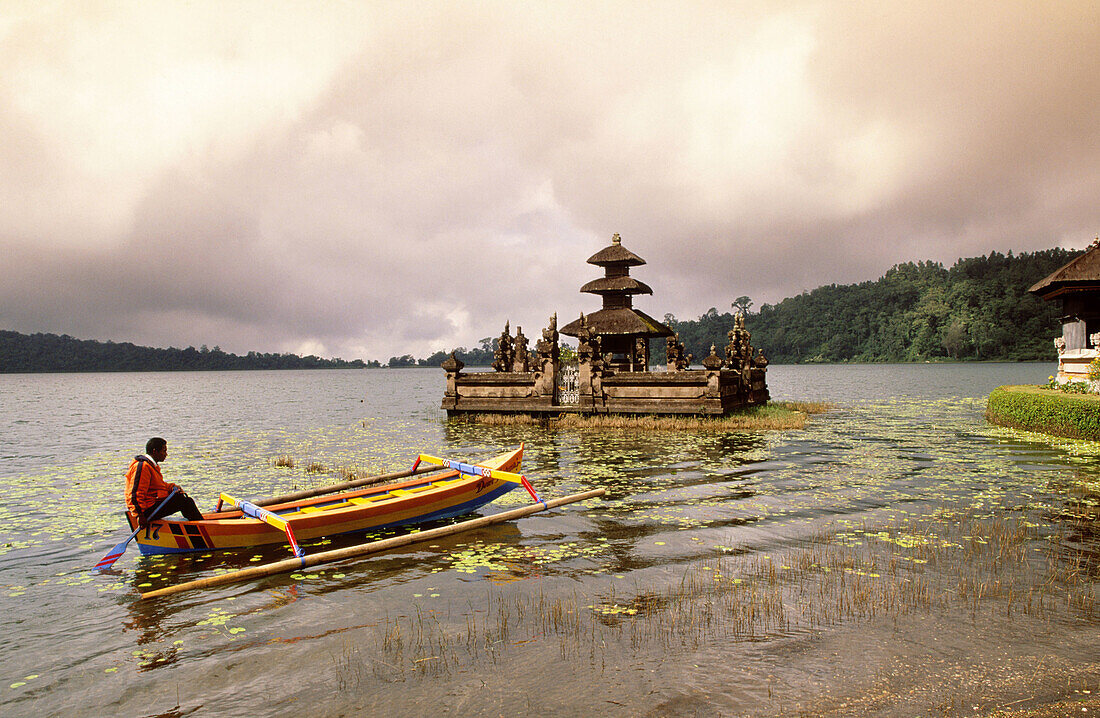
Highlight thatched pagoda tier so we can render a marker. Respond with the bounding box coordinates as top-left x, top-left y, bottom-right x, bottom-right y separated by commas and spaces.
1030, 240, 1100, 300
560, 307, 670, 337
586, 239, 646, 267
561, 234, 673, 366
579, 275, 654, 296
